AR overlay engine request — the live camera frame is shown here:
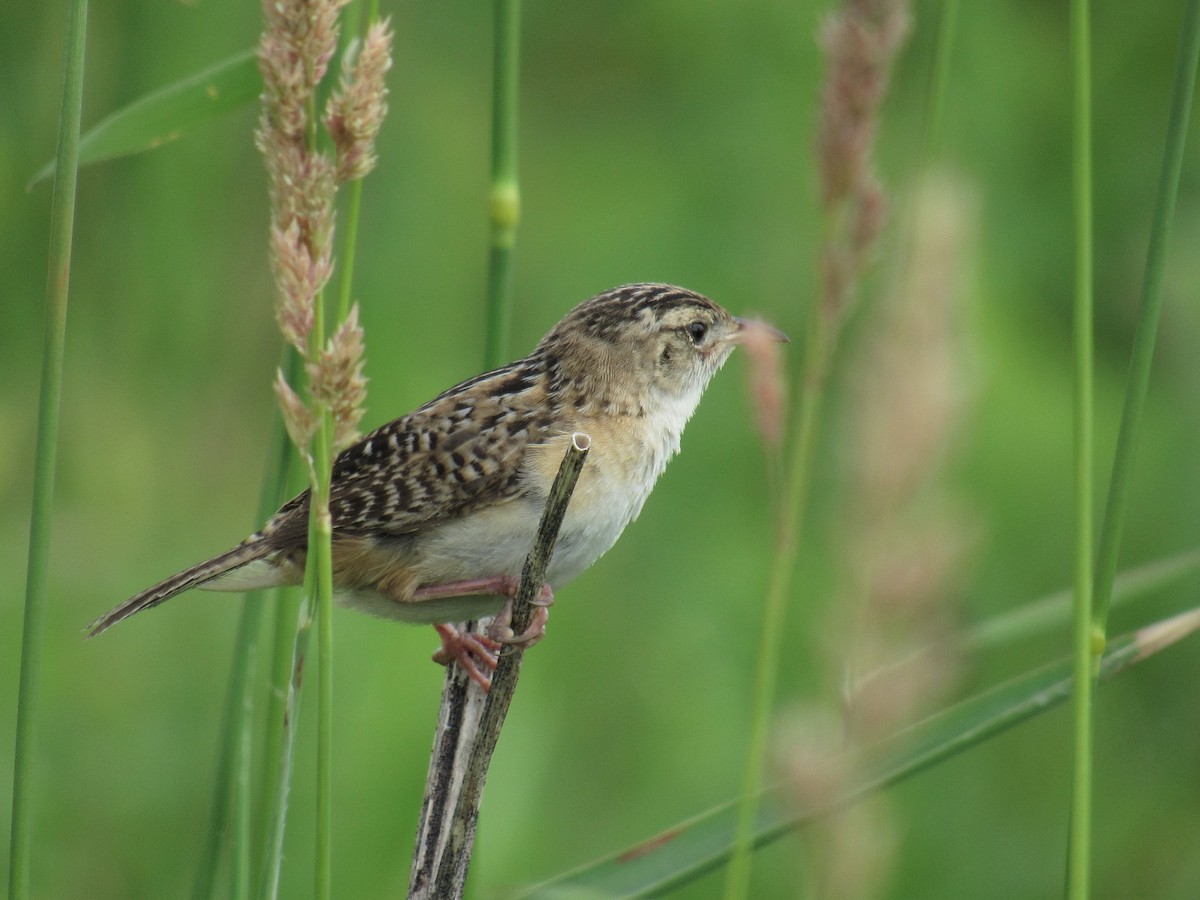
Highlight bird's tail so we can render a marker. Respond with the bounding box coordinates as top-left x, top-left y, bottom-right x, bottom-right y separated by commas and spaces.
87, 539, 273, 638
